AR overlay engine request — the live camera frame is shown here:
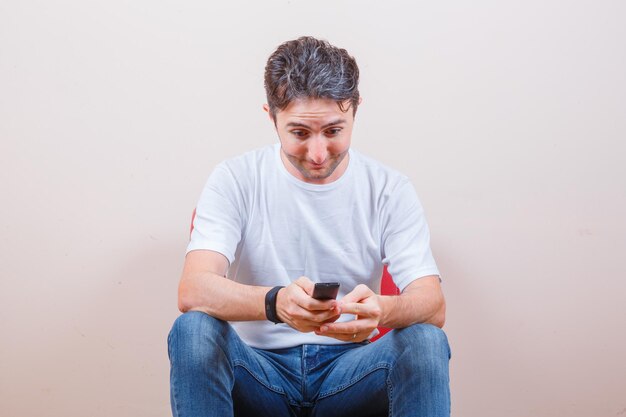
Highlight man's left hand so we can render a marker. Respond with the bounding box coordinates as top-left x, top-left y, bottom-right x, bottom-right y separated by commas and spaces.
314, 284, 382, 342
